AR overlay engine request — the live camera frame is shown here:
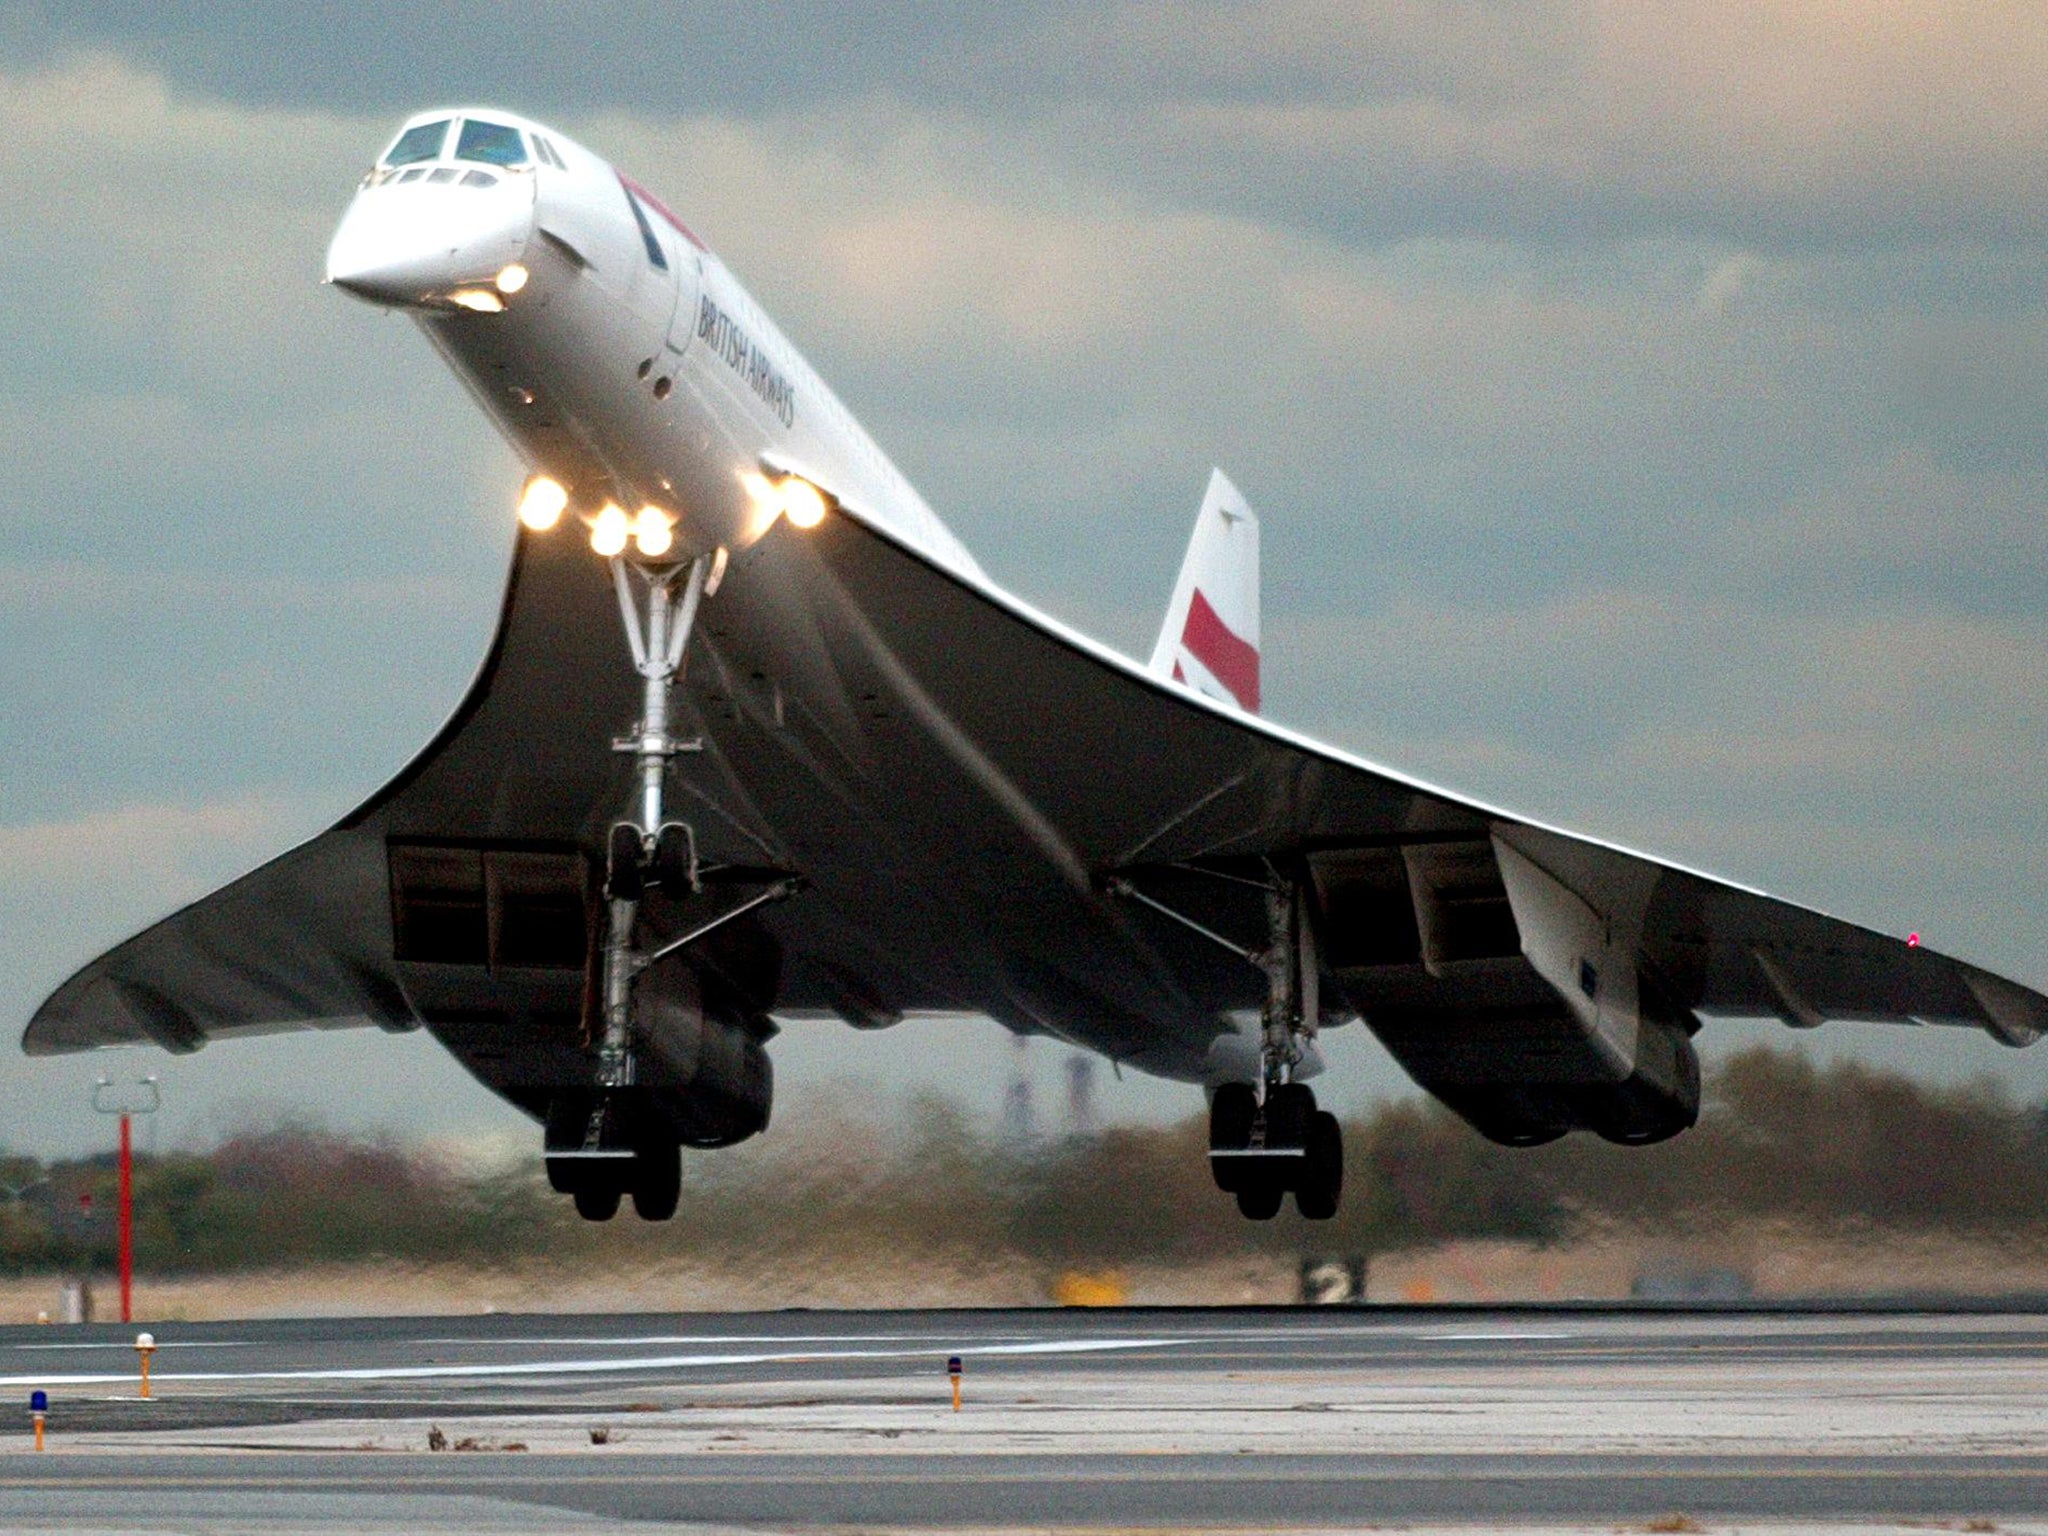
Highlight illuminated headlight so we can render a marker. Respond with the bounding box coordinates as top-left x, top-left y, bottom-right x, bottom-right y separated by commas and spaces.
517, 475, 568, 531
495, 263, 529, 295
590, 503, 630, 557
632, 506, 675, 558
448, 289, 504, 313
